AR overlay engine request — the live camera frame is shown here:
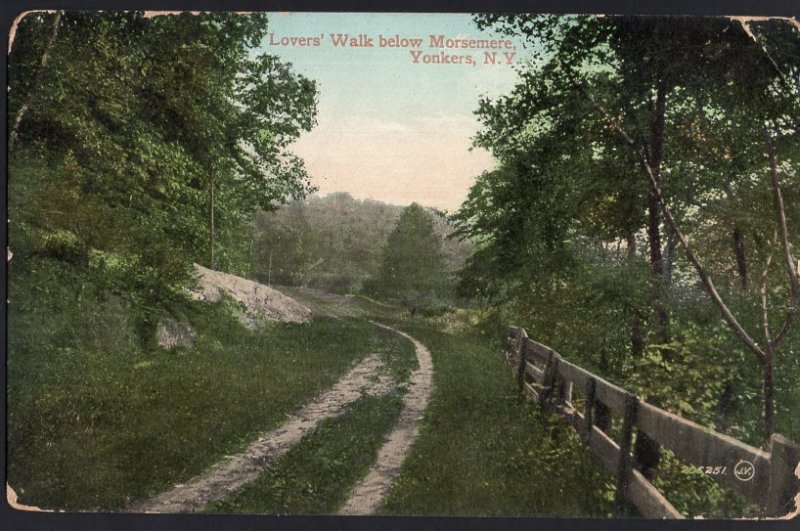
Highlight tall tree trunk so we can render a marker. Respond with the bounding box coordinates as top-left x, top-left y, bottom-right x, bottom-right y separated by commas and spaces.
632, 78, 671, 481
714, 382, 734, 431
208, 171, 215, 269
268, 250, 273, 286
647, 78, 670, 338
723, 182, 748, 290
761, 352, 775, 440
247, 232, 254, 278
634, 226, 663, 479
10, 11, 62, 149
627, 232, 644, 358
733, 228, 748, 290
759, 127, 797, 440
663, 223, 678, 292
576, 78, 789, 442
